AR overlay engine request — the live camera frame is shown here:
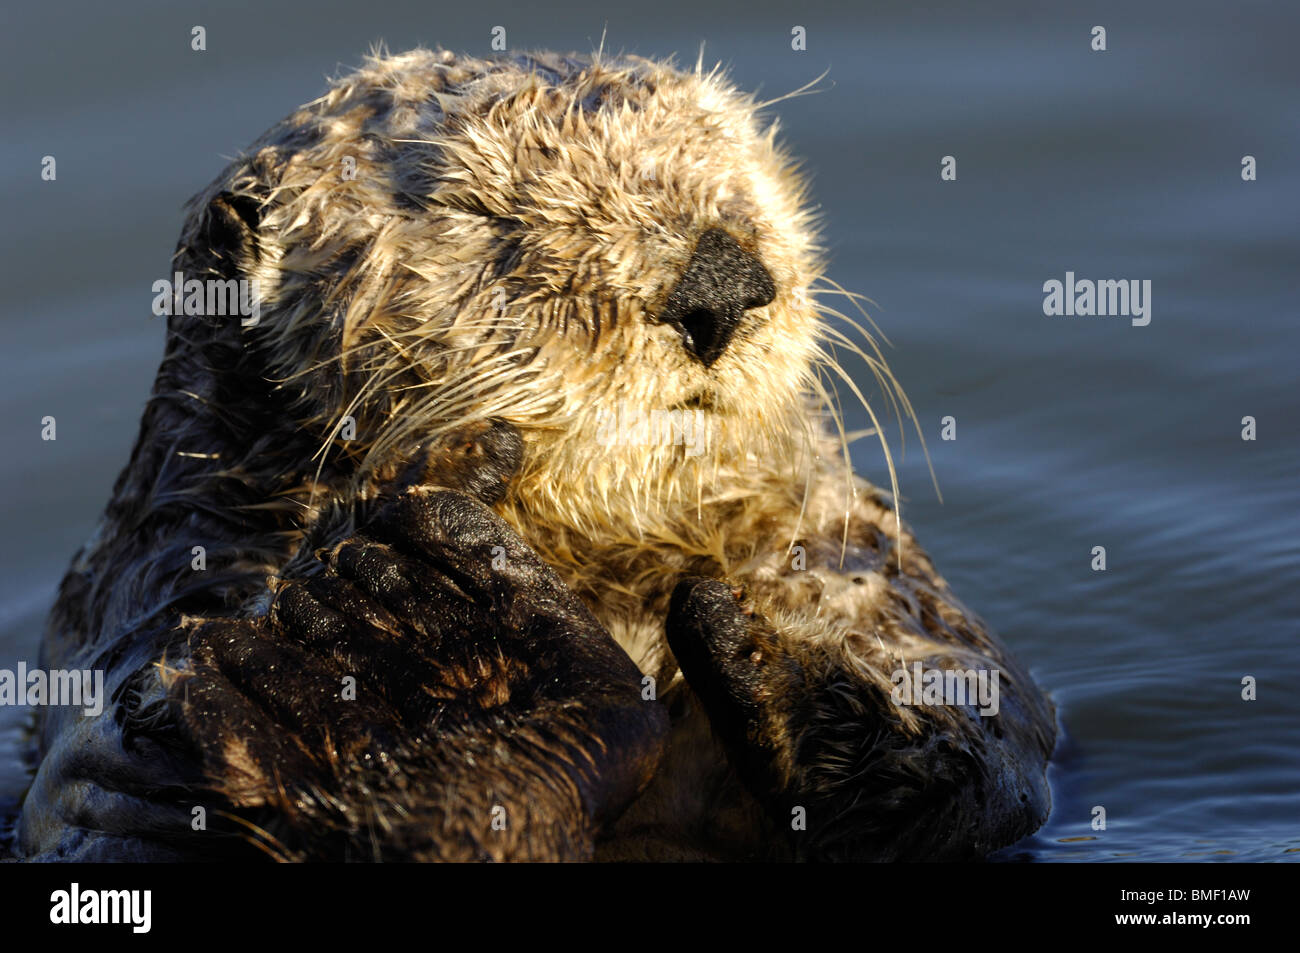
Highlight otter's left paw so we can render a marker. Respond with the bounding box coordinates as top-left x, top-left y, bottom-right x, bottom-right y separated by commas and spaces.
665, 578, 806, 799
667, 577, 1050, 862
